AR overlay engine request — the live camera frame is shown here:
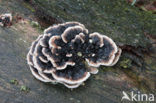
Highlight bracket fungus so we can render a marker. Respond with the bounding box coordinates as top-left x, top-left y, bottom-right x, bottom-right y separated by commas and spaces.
0, 13, 12, 27
27, 22, 122, 88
